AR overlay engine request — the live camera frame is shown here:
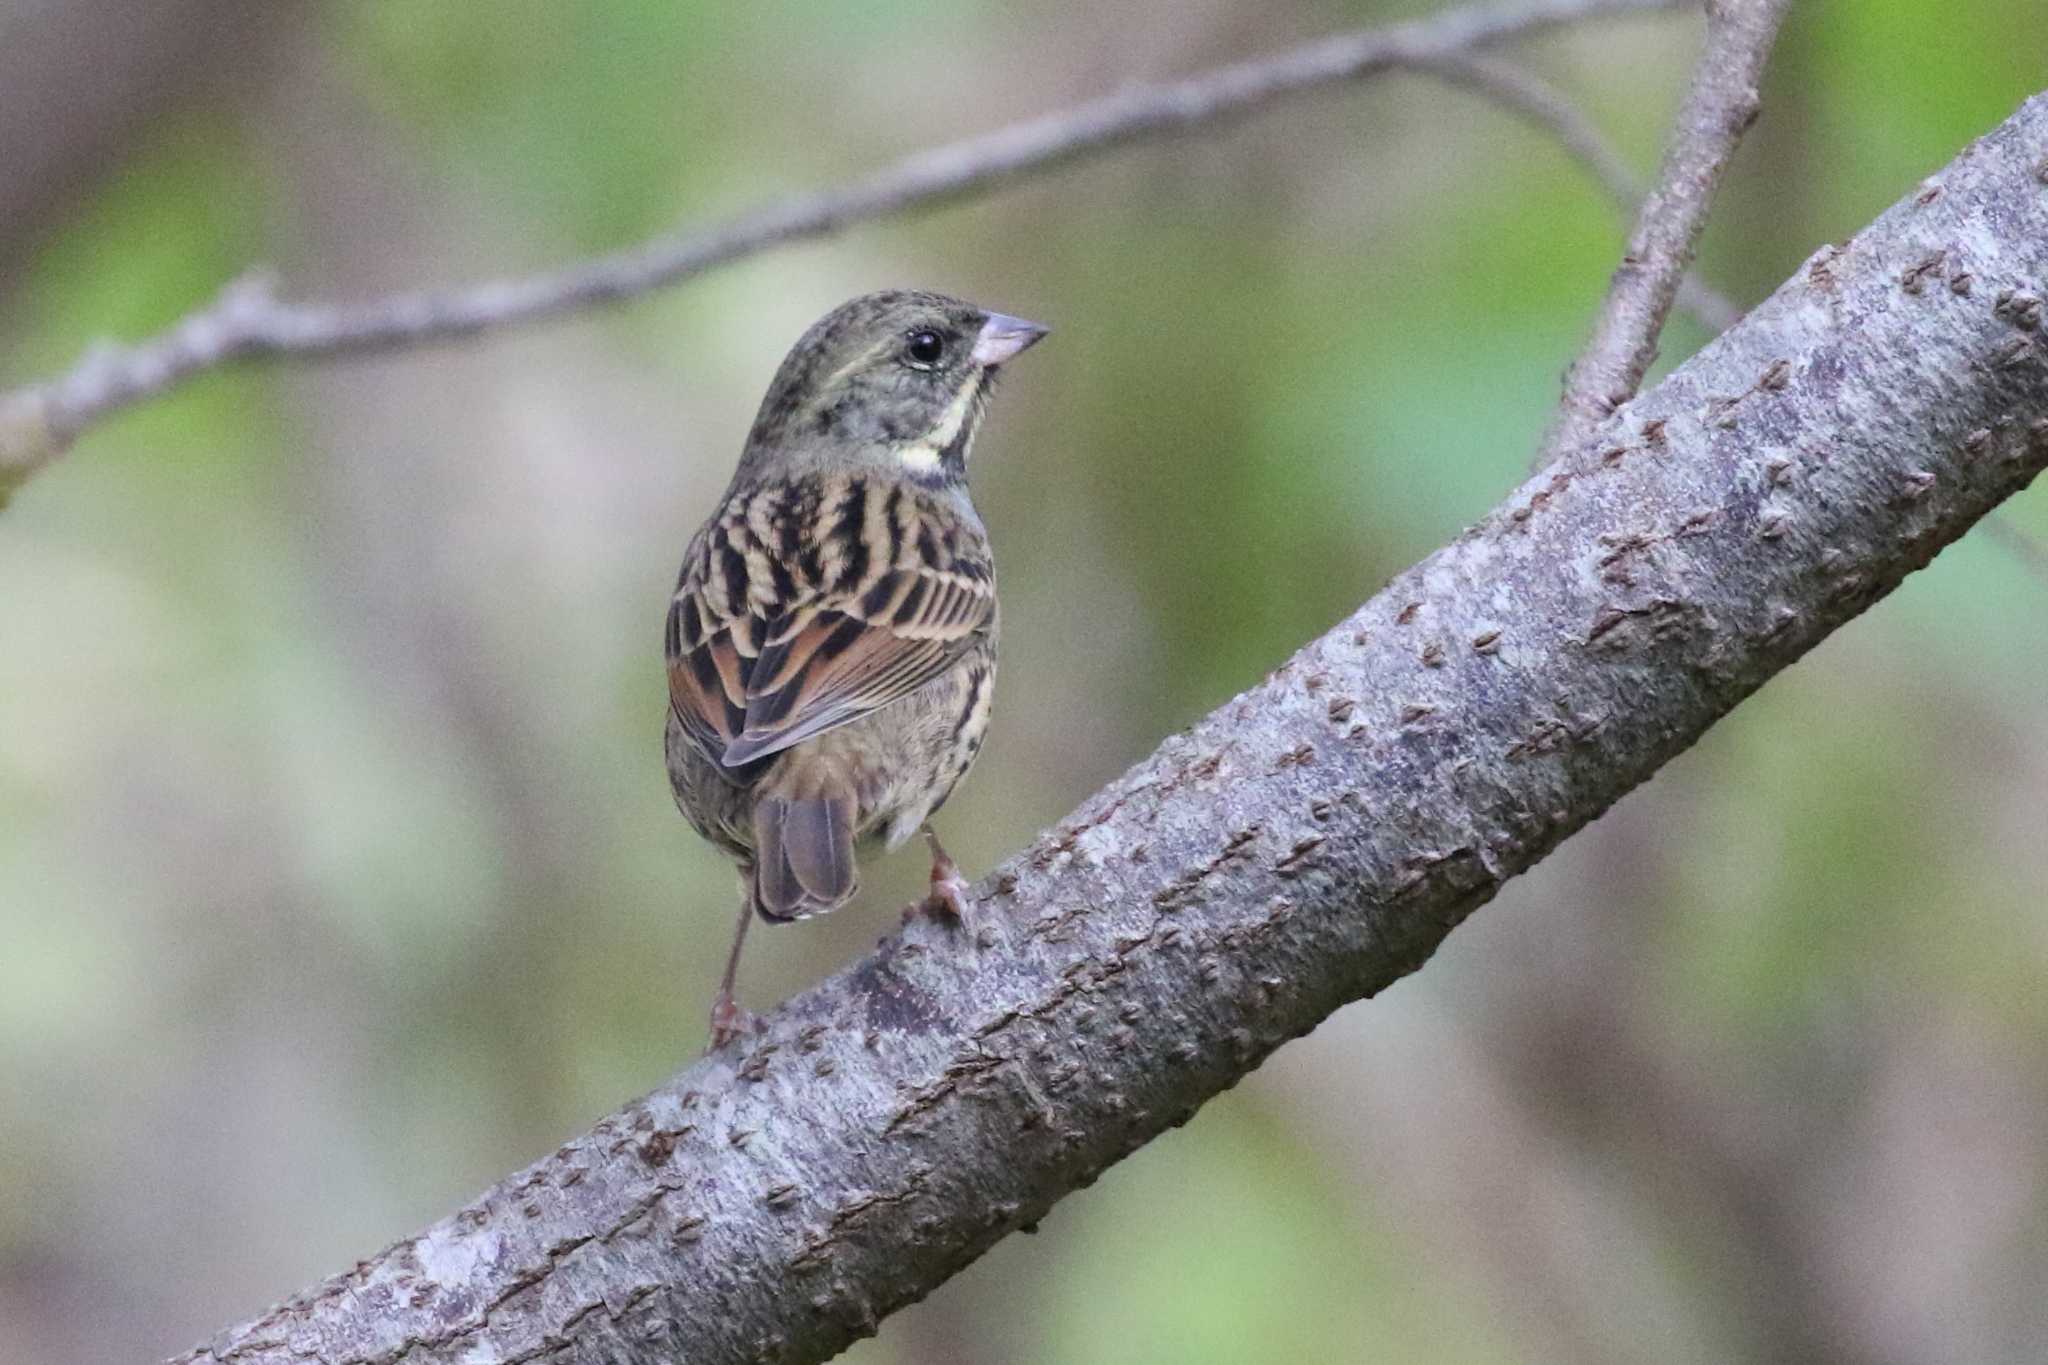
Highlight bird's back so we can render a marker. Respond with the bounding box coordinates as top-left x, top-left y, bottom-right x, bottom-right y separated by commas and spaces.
664, 469, 997, 918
